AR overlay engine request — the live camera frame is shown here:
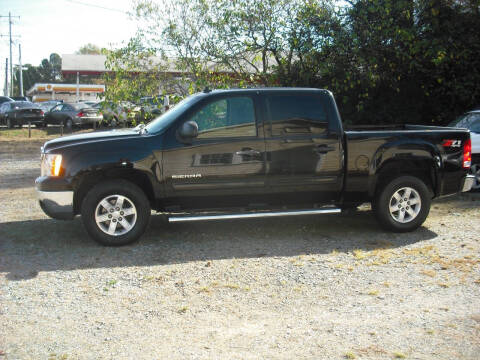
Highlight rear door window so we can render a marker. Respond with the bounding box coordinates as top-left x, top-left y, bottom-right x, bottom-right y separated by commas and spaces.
265, 94, 329, 136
